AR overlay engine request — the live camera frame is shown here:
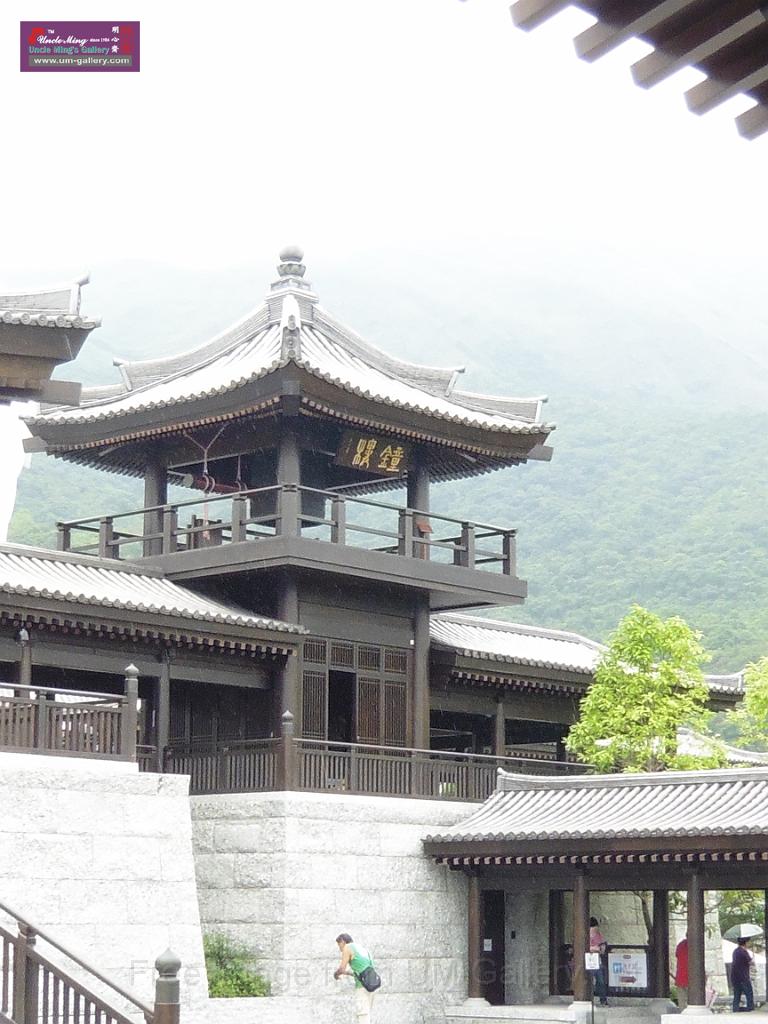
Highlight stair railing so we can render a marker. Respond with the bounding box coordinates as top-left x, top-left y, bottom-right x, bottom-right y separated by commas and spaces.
0, 900, 180, 1024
